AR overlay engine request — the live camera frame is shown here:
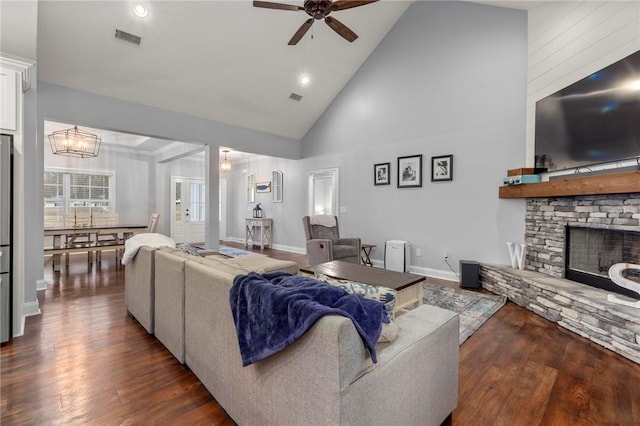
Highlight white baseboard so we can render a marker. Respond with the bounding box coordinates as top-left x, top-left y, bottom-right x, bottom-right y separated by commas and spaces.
36, 279, 47, 291
15, 300, 42, 337
224, 238, 456, 280
371, 259, 459, 282
22, 300, 41, 317
223, 237, 306, 255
